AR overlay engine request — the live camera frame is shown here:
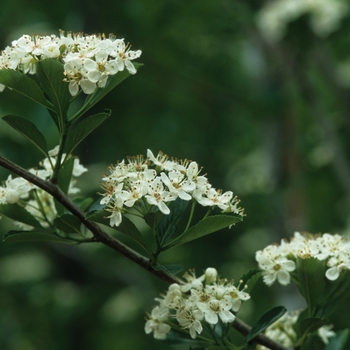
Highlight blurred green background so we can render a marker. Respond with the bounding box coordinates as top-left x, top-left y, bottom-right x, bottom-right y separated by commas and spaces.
1, 0, 350, 349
